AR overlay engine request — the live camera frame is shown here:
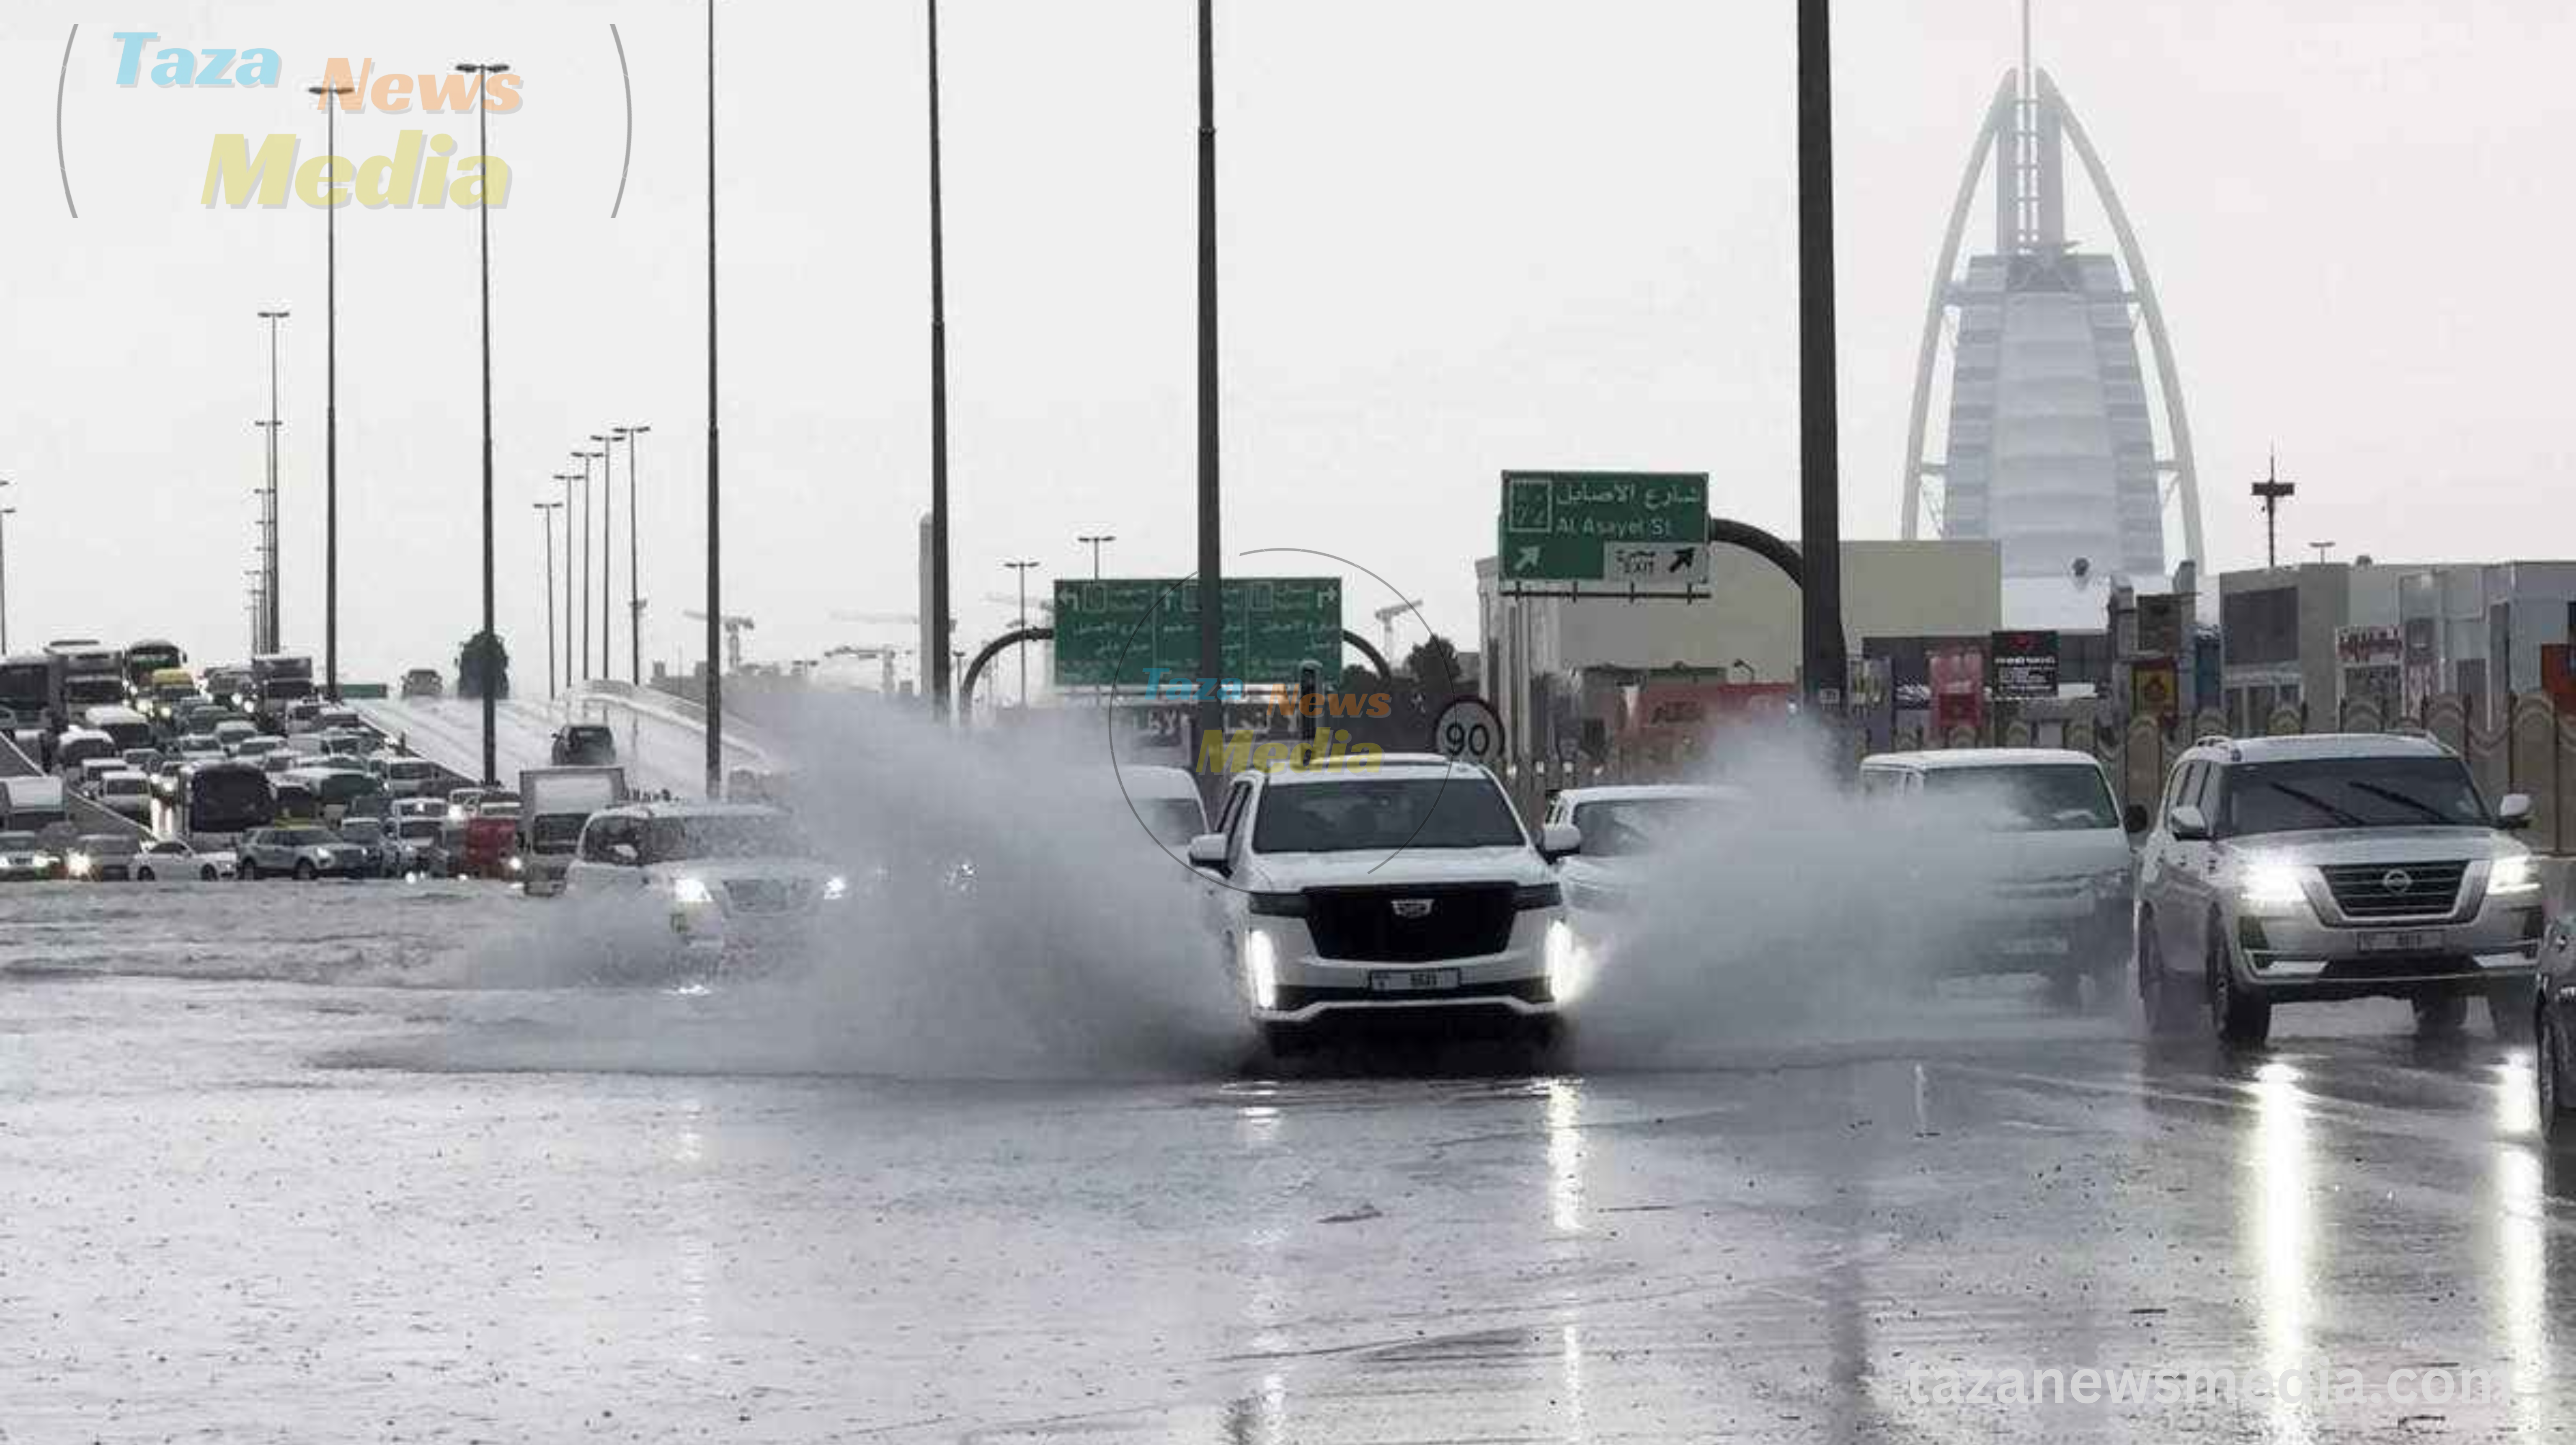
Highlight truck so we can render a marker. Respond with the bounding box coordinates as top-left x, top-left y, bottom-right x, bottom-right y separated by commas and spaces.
48, 644, 126, 718
516, 765, 630, 895
1, 776, 69, 832
0, 654, 54, 730
250, 653, 317, 722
